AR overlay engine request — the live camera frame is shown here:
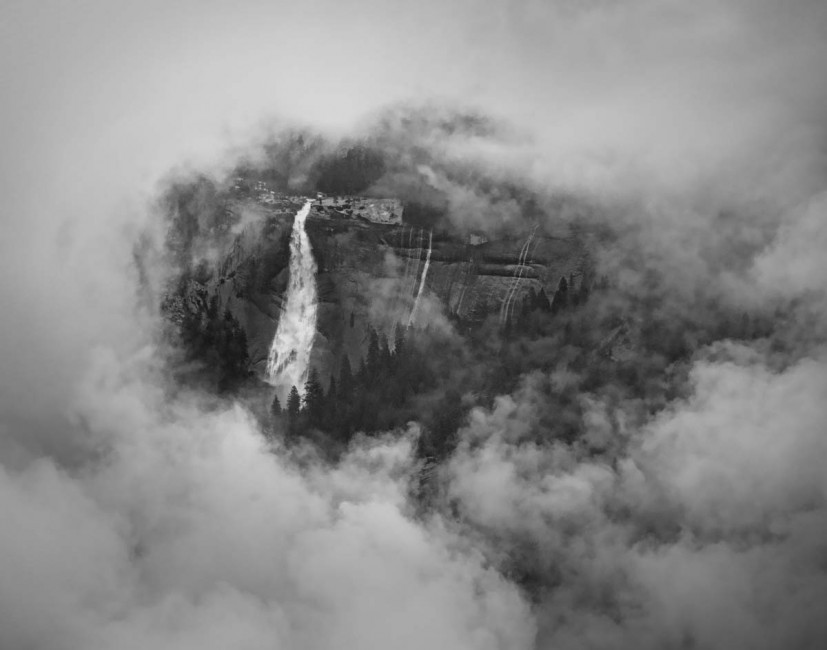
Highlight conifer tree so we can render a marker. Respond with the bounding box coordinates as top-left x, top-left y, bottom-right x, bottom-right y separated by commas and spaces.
287, 386, 301, 419
367, 327, 380, 372
270, 392, 281, 417
303, 369, 325, 426
357, 356, 369, 384
324, 375, 338, 429
338, 355, 353, 399
393, 325, 406, 357
577, 278, 590, 305
551, 276, 569, 313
